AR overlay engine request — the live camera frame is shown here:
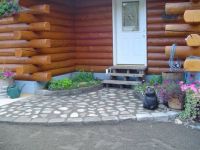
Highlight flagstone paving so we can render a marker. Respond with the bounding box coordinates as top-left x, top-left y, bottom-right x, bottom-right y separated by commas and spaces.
0, 88, 178, 124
